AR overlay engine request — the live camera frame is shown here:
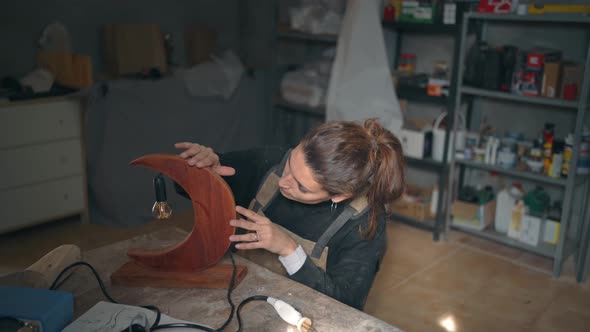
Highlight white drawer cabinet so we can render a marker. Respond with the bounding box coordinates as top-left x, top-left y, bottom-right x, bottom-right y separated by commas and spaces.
0, 97, 87, 233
